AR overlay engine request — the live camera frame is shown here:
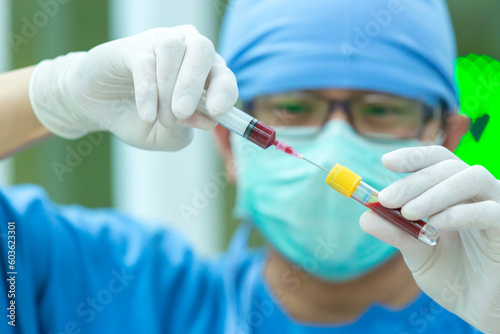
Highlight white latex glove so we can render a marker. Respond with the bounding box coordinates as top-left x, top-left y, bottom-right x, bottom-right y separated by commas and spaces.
29, 26, 238, 151
360, 145, 500, 334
